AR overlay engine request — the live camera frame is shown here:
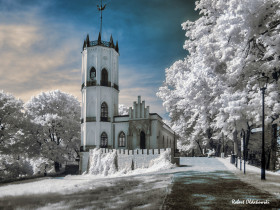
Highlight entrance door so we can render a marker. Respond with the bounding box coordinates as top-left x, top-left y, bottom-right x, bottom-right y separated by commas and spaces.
140, 131, 146, 149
